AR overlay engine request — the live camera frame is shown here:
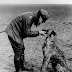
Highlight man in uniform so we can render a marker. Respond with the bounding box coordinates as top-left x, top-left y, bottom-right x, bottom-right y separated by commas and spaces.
5, 9, 49, 72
